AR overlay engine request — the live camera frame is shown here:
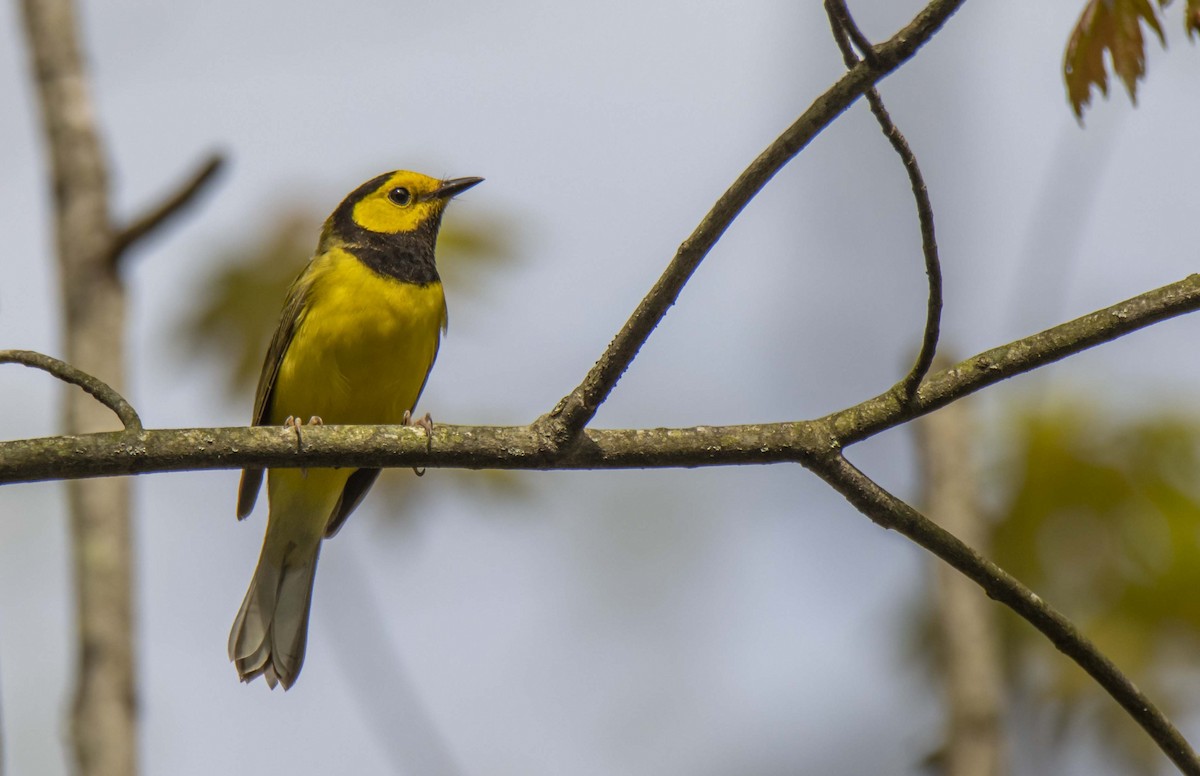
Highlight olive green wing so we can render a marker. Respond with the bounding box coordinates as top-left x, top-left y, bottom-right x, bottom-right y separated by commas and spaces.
235, 263, 316, 519
323, 468, 381, 538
